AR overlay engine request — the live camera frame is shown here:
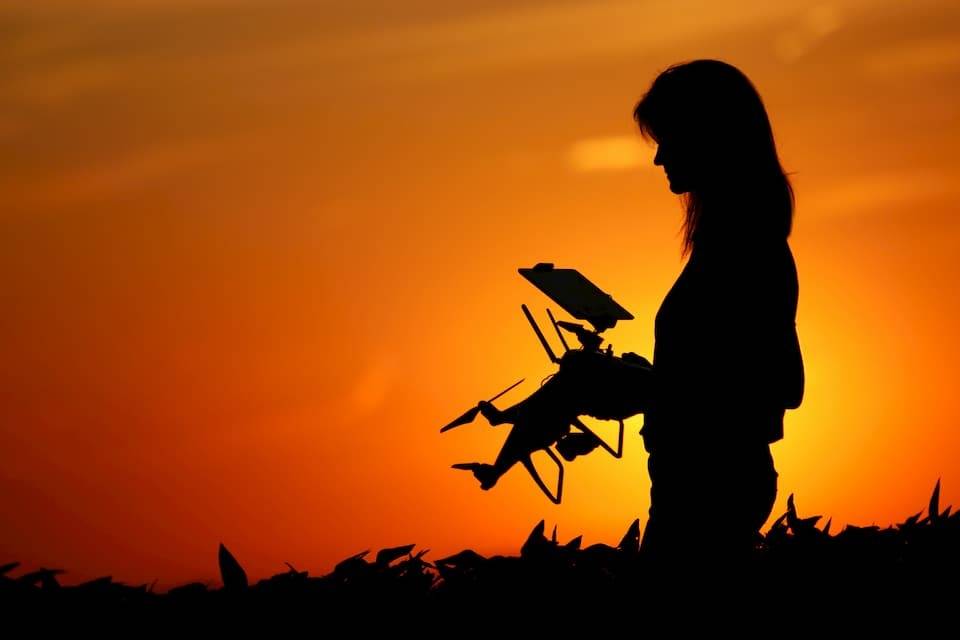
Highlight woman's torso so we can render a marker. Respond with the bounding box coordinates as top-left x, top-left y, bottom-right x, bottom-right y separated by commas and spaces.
644, 235, 802, 451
